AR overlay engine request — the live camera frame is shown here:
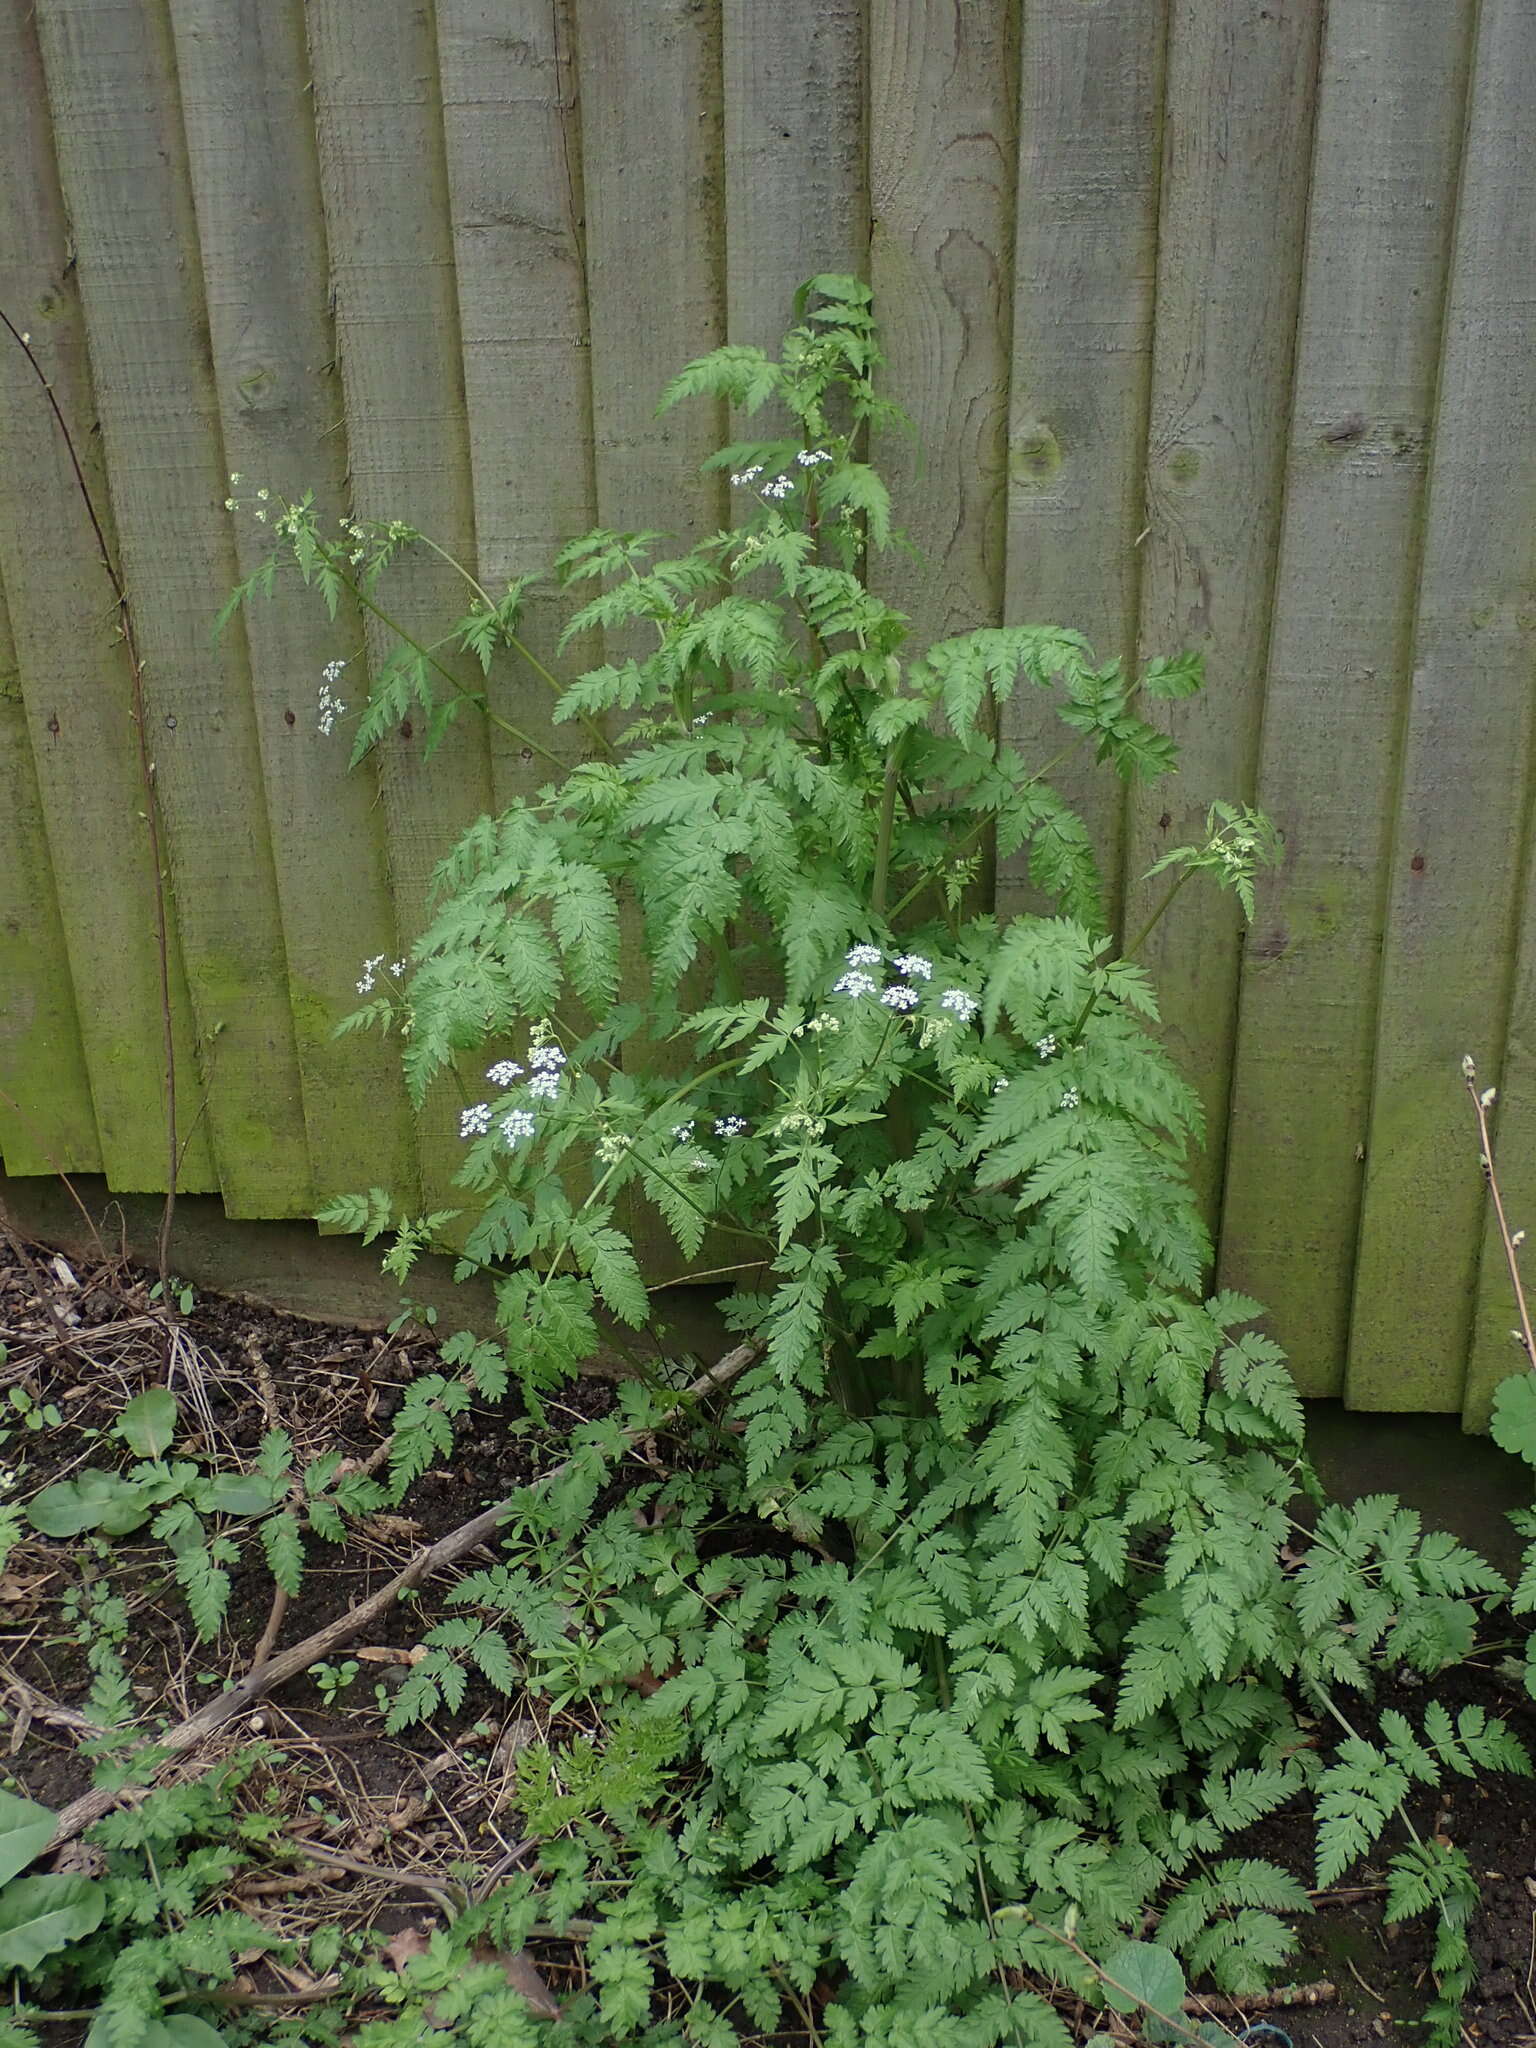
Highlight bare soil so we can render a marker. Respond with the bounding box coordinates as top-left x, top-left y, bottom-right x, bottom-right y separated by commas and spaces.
3, 1234, 1536, 2044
